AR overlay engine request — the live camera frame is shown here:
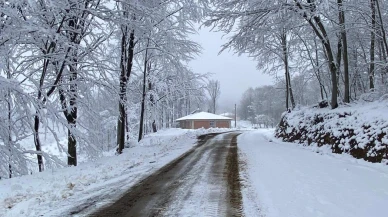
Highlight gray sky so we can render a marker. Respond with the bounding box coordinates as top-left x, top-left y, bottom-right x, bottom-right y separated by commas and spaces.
189, 27, 273, 113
